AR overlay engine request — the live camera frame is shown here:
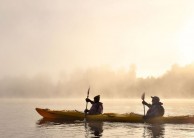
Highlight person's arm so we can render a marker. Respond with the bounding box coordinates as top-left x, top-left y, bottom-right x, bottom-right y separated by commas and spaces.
86, 98, 94, 104
142, 101, 151, 108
